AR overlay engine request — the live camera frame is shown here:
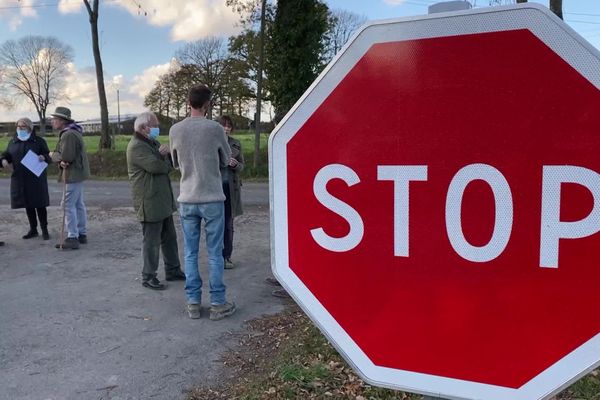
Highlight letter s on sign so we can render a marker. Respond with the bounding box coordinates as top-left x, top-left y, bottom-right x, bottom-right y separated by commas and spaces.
310, 164, 364, 252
